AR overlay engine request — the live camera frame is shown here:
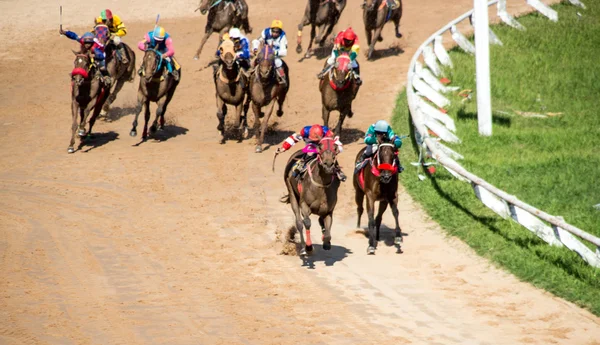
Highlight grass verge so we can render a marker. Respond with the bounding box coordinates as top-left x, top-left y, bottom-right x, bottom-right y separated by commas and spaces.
392, 1, 600, 315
